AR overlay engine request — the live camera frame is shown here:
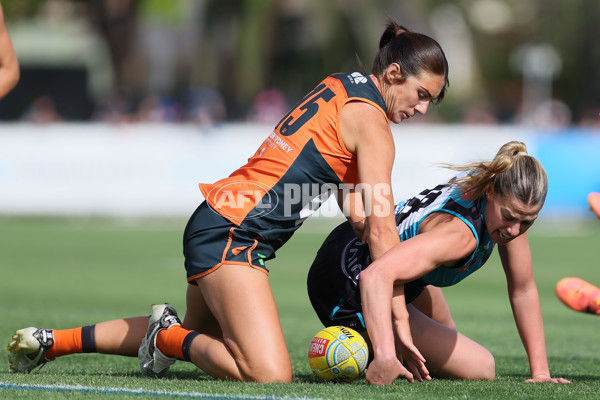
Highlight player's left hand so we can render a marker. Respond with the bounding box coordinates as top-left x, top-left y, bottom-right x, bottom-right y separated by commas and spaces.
393, 319, 431, 382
